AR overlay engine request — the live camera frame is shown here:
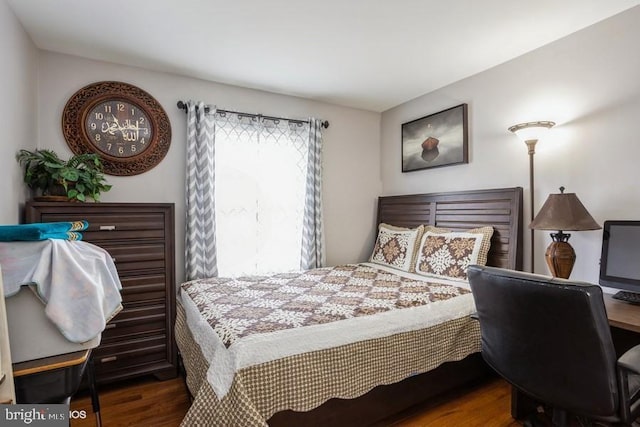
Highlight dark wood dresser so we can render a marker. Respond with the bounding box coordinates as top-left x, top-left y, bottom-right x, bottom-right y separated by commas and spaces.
24, 202, 177, 384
